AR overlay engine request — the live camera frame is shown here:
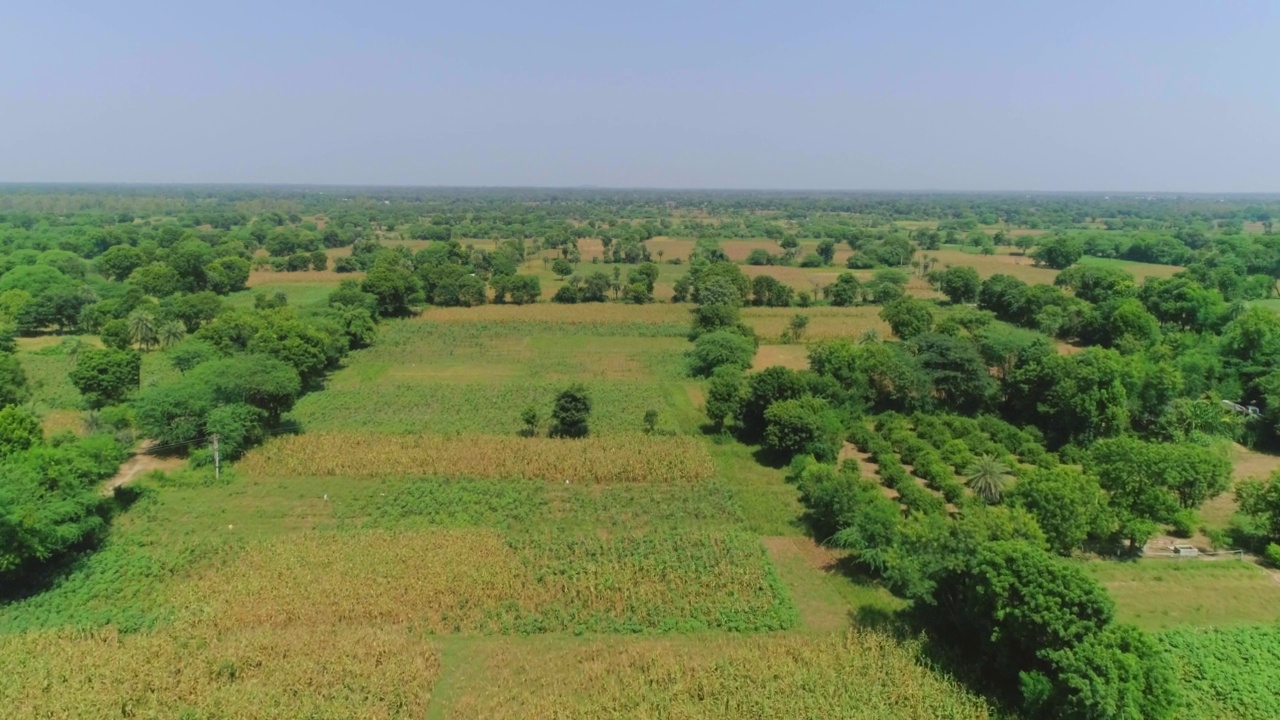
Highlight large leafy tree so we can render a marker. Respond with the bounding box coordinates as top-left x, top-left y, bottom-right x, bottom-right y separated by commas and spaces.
68, 348, 142, 408
880, 296, 933, 340
1009, 466, 1115, 555
936, 265, 981, 304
